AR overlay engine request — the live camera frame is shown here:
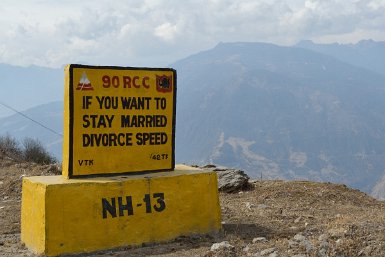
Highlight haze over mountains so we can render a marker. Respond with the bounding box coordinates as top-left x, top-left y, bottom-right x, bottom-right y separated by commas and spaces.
1, 40, 385, 198
0, 101, 63, 158
296, 40, 385, 76
0, 64, 62, 118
